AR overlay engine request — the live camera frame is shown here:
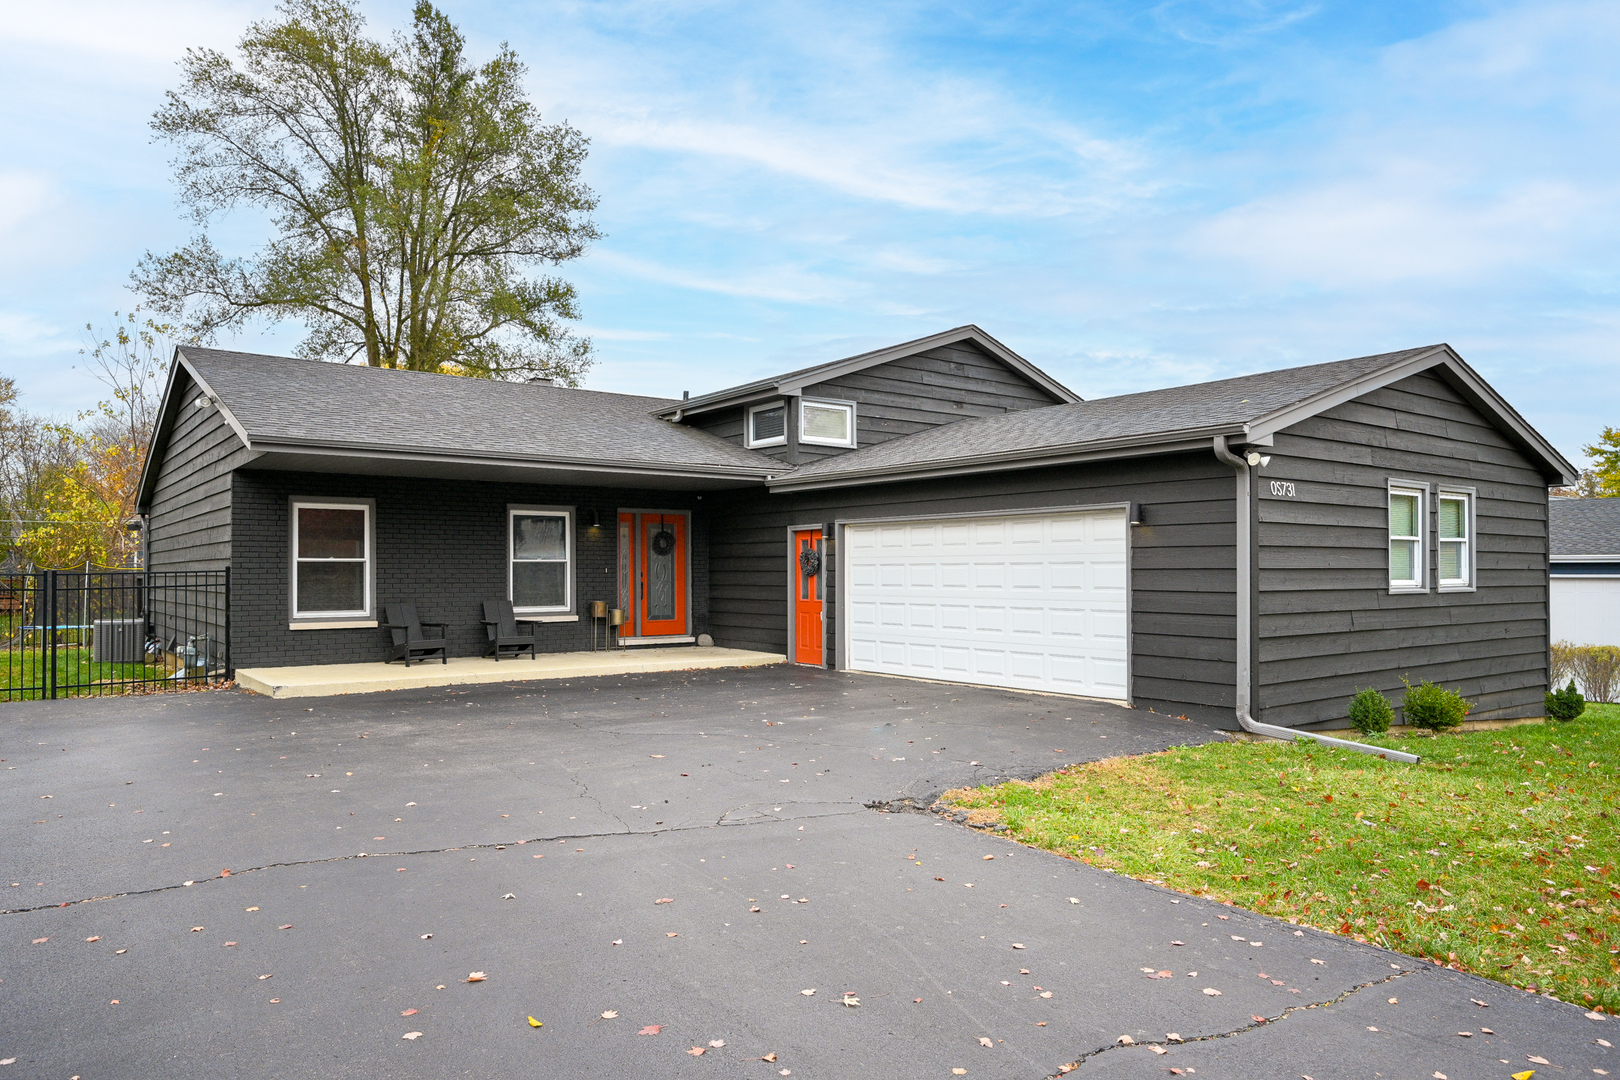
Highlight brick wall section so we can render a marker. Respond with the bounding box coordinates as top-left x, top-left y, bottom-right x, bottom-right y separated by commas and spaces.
230, 470, 710, 668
